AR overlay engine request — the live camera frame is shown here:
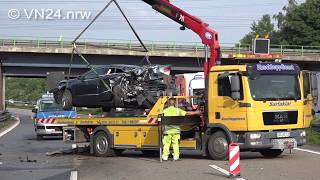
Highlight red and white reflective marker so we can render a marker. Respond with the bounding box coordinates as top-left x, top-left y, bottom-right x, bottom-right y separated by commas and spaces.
37, 118, 55, 124
229, 143, 240, 177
